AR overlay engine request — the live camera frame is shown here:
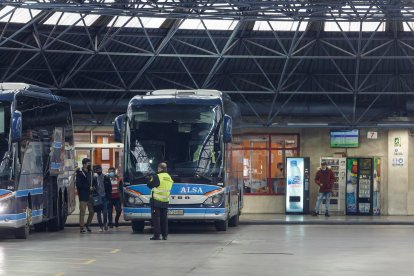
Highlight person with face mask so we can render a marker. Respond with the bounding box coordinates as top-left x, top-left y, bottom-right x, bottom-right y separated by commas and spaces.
93, 165, 112, 232
76, 158, 96, 233
107, 167, 122, 228
312, 161, 336, 217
